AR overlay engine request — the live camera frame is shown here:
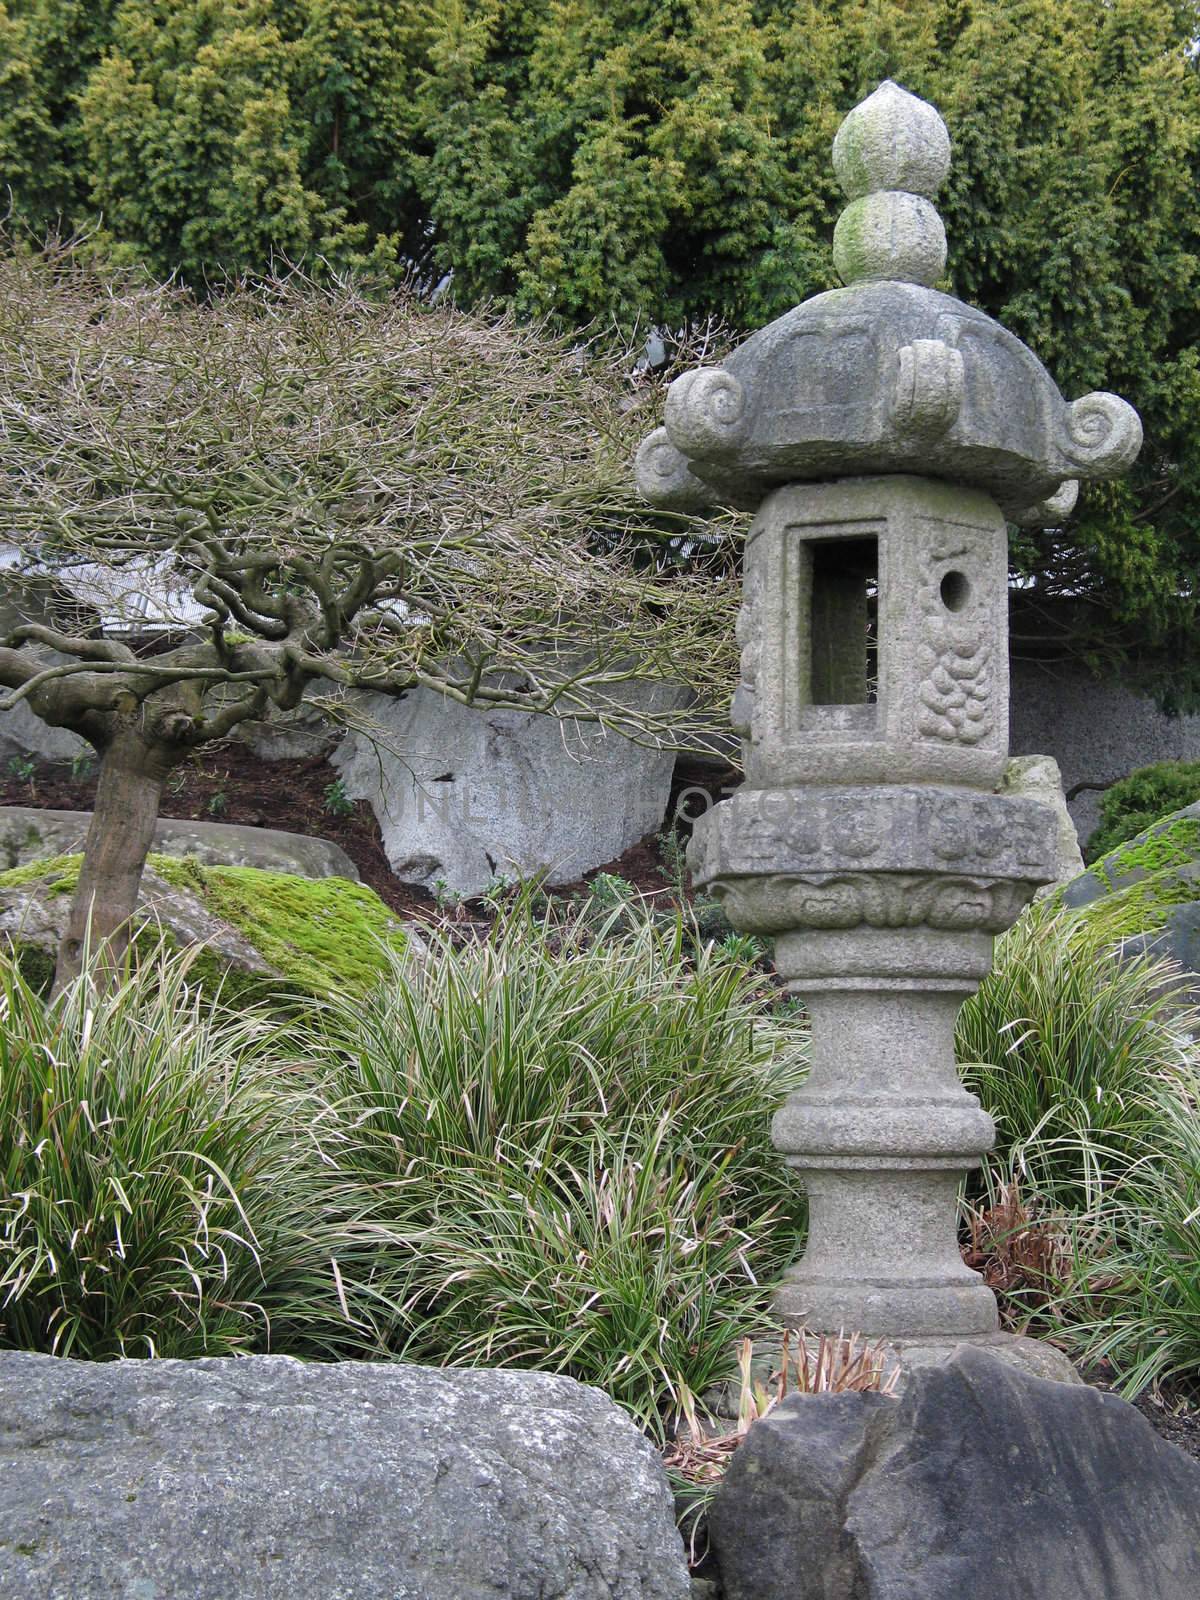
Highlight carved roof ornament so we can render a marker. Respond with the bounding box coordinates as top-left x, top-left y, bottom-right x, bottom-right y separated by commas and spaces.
635, 79, 1142, 527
